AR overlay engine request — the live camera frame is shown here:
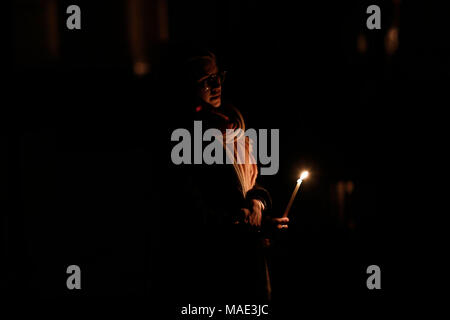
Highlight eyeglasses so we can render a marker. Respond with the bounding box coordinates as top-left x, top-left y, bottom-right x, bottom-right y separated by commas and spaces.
198, 71, 227, 91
